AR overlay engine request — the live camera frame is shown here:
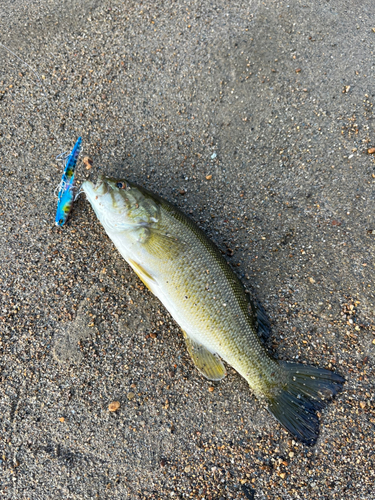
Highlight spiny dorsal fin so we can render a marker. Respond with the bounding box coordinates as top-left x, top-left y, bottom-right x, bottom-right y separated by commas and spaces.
183, 331, 226, 381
